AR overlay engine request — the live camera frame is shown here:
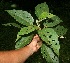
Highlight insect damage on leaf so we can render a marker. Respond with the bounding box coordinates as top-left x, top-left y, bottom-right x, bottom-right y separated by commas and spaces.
35, 2, 49, 21
4, 2, 67, 63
